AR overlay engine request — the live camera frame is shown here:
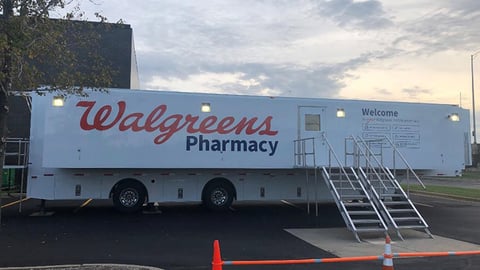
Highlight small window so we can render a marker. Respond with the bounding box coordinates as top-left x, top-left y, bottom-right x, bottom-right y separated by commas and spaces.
305, 114, 321, 131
